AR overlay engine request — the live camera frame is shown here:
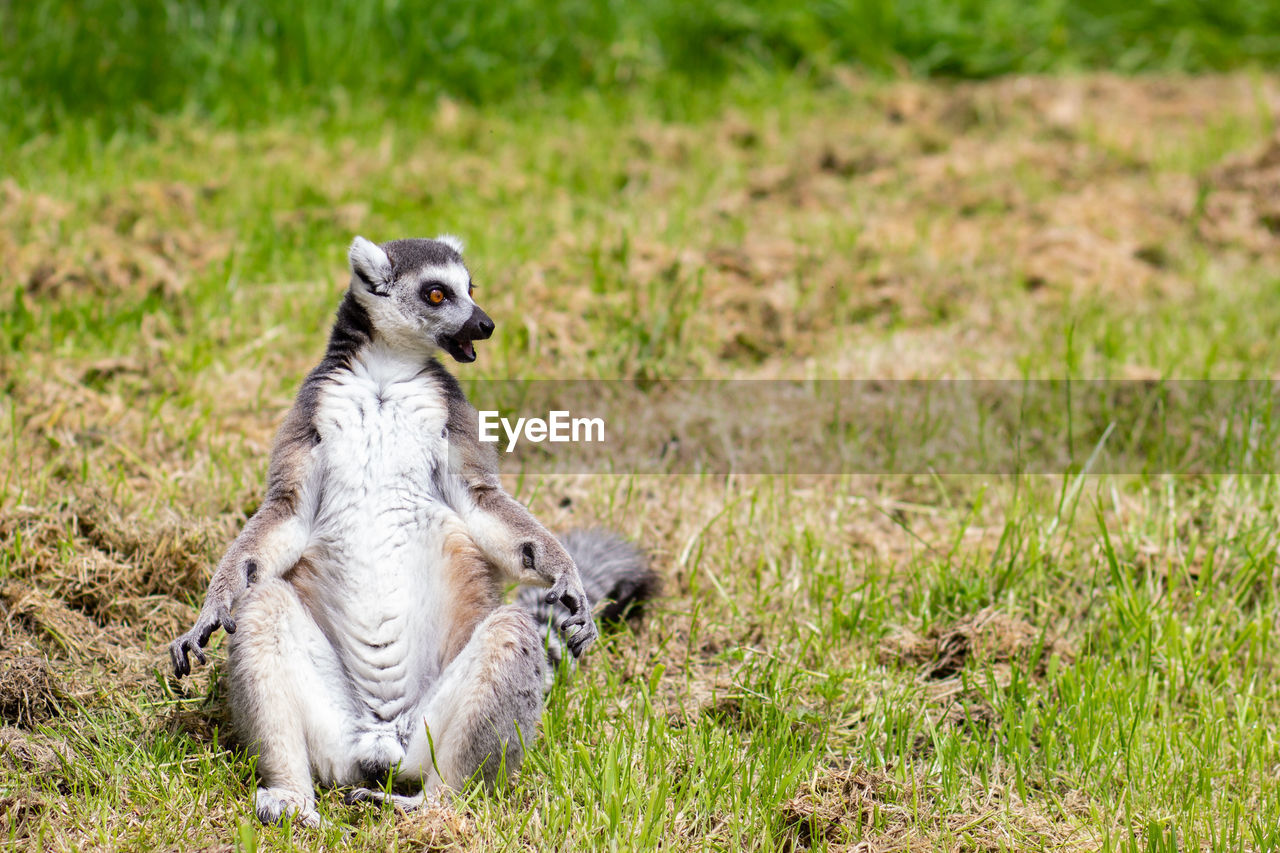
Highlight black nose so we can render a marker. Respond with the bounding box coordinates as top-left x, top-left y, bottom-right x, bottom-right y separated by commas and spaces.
471, 306, 495, 340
